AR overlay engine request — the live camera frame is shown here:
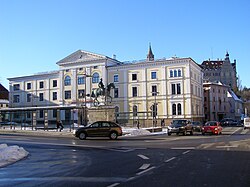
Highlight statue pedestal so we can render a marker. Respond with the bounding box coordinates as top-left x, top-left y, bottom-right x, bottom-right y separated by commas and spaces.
87, 106, 115, 124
